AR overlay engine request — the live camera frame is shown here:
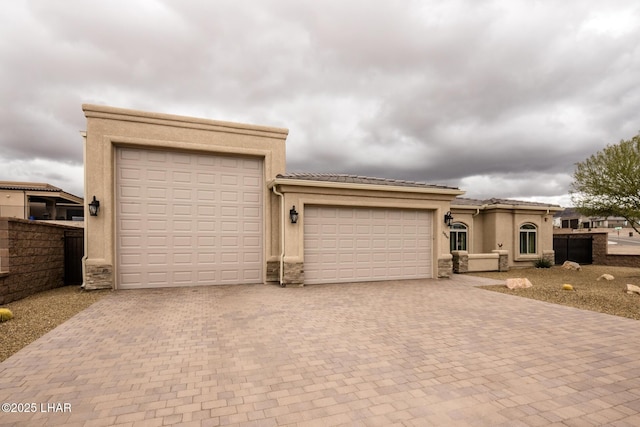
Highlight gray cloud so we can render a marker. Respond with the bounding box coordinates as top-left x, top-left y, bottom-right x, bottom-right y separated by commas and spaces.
1, 0, 639, 205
